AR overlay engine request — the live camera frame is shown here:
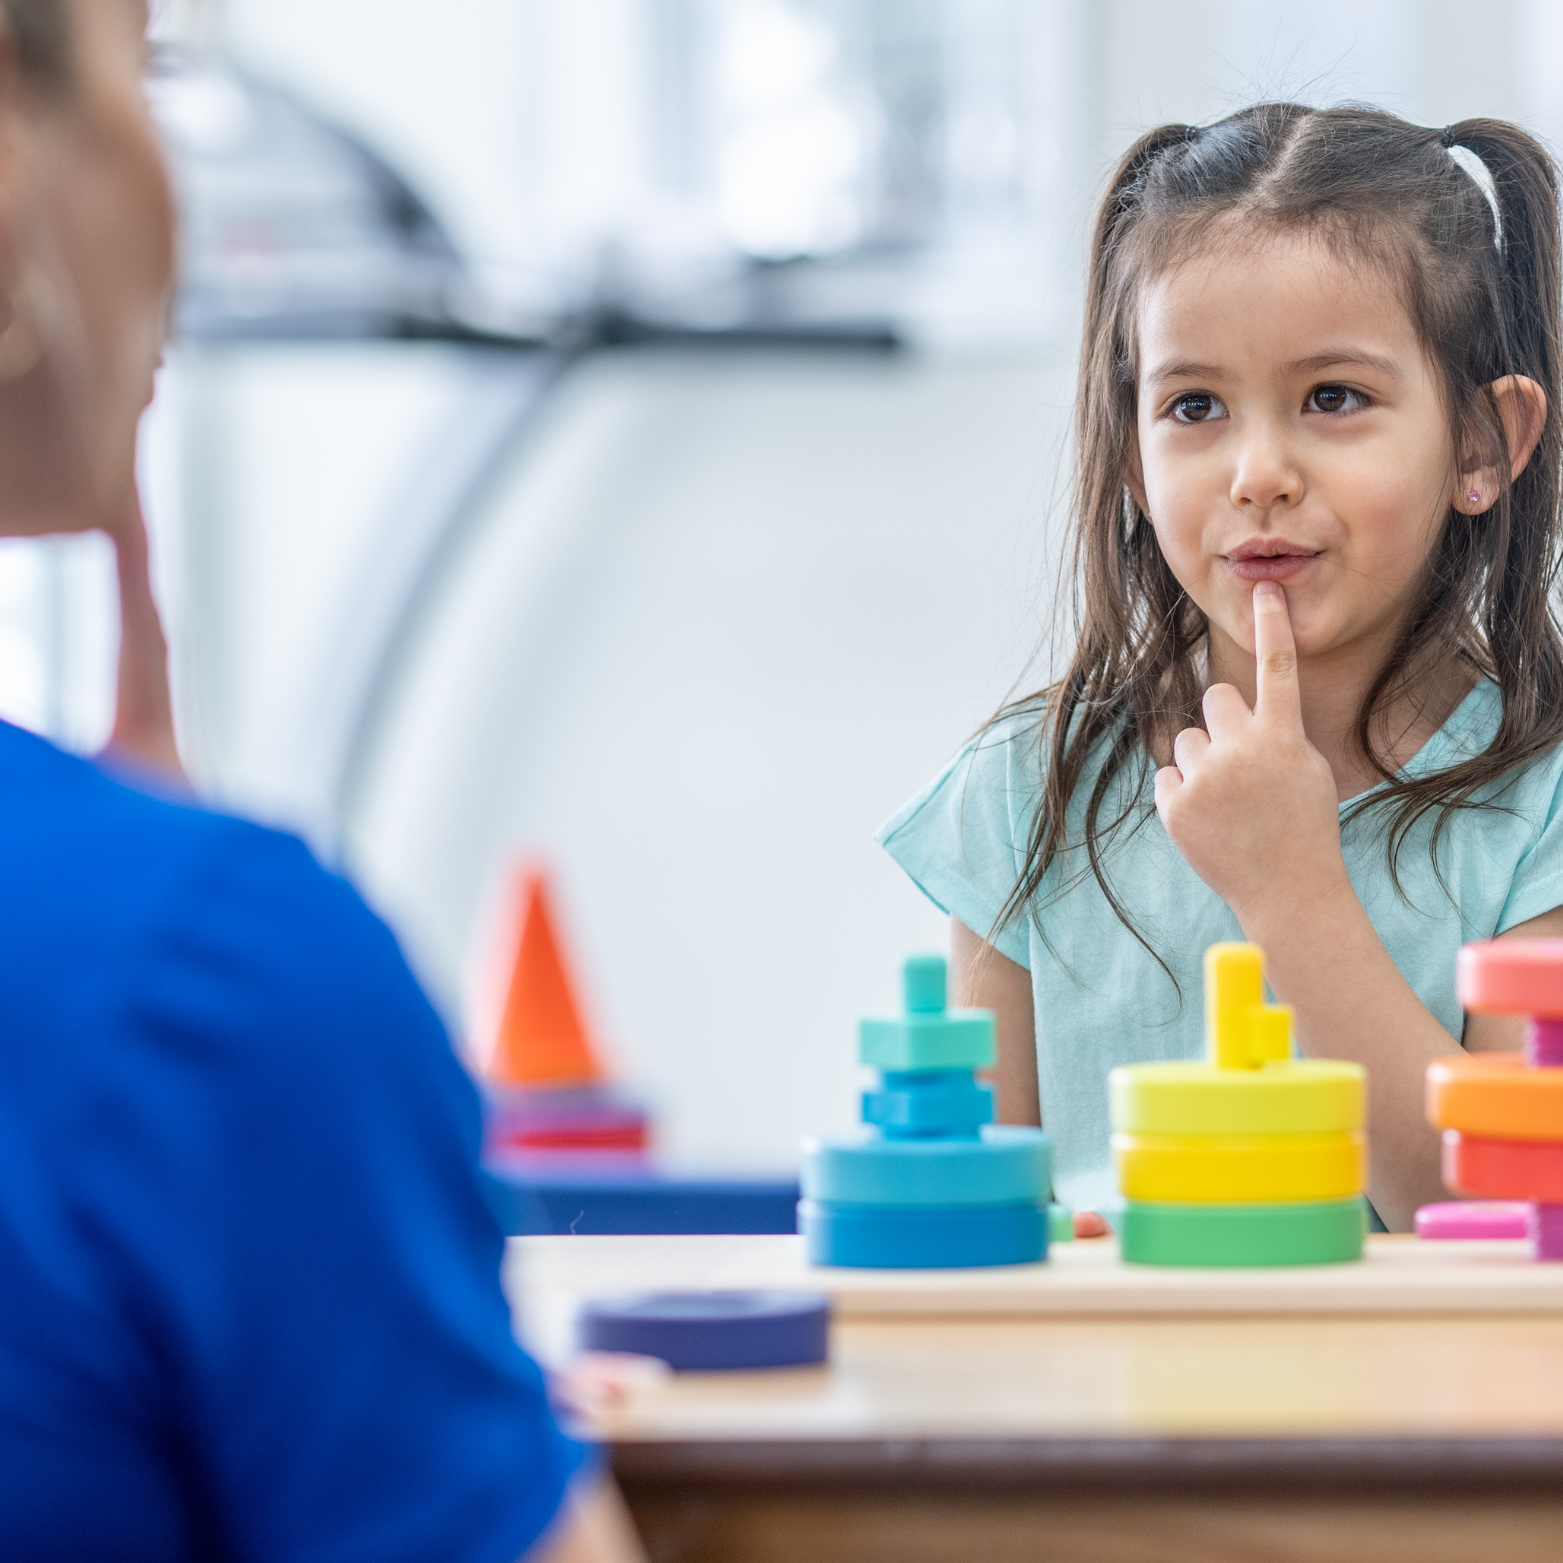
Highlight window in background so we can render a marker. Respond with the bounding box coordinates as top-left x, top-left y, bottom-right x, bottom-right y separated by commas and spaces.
706, 0, 1031, 260
510, 0, 1078, 345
